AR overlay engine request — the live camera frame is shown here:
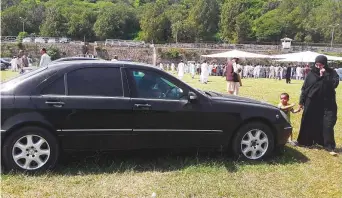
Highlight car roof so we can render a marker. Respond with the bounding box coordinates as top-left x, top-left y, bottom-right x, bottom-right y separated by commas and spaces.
51, 57, 100, 63
48, 60, 157, 70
